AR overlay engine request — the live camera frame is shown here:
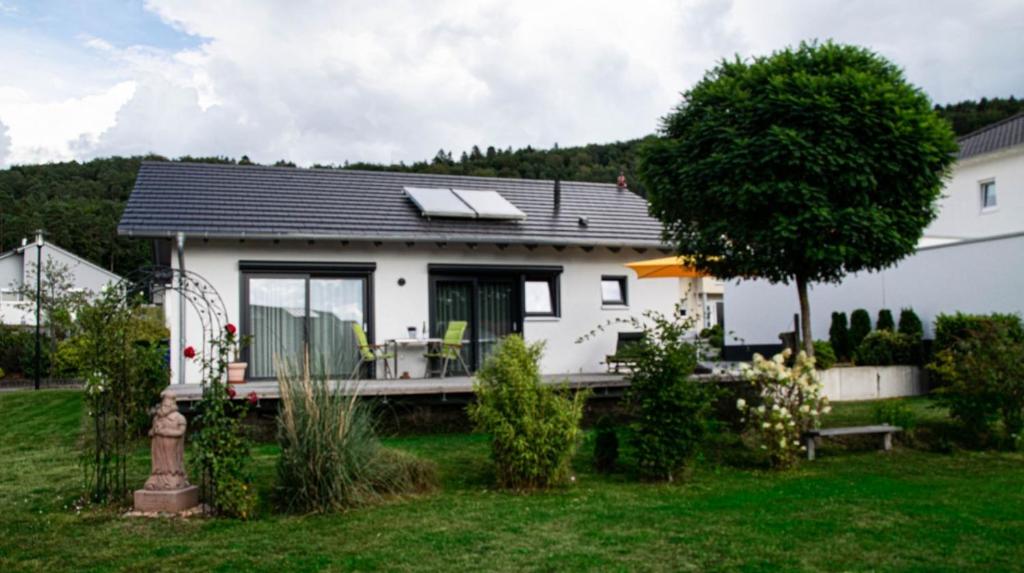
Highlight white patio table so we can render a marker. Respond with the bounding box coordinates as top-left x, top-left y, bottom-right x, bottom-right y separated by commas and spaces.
386, 338, 442, 379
